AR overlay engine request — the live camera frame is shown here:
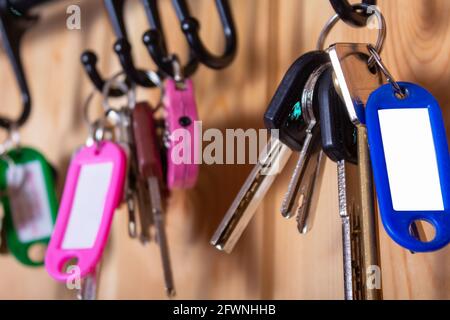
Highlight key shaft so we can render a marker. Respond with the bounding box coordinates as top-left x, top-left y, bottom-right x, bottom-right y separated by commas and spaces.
211, 137, 292, 253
